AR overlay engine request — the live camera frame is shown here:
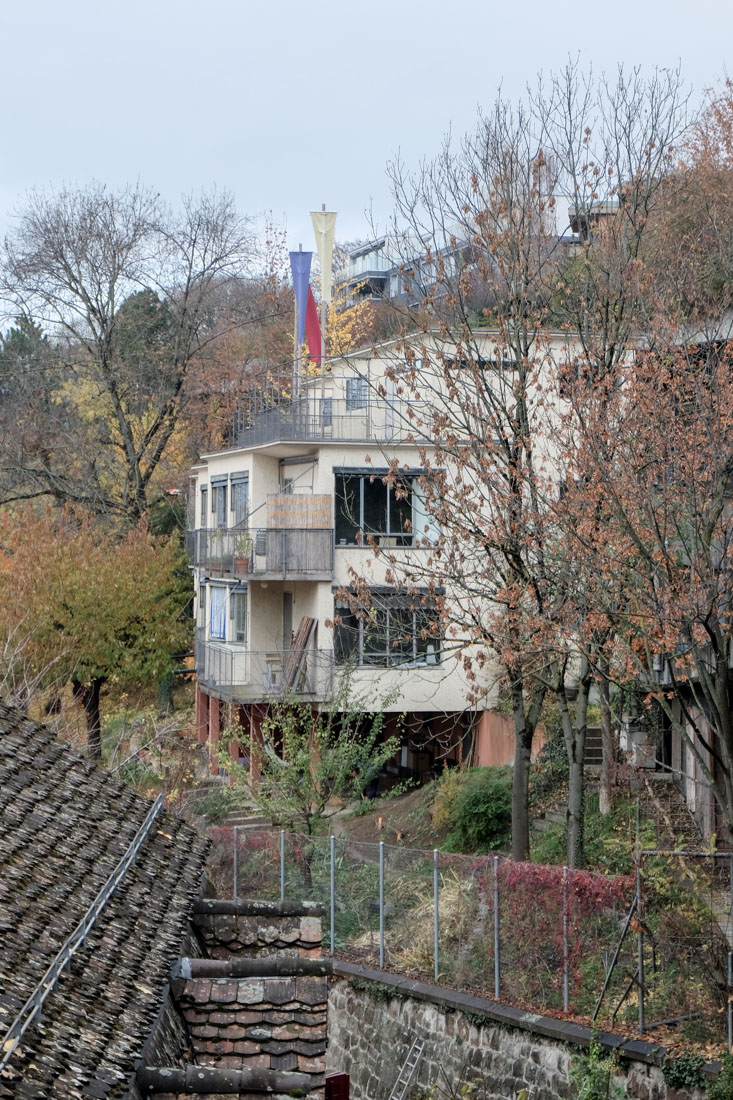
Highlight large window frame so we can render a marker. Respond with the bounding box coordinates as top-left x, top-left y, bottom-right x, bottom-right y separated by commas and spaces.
333, 589, 441, 668
335, 469, 438, 547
